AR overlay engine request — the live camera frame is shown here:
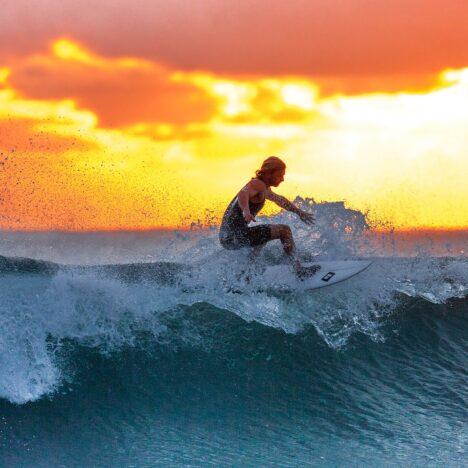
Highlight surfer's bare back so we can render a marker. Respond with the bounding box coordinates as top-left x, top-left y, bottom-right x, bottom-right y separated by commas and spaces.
219, 156, 320, 278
